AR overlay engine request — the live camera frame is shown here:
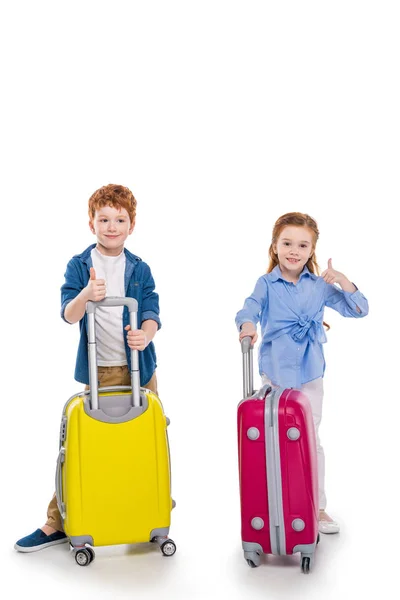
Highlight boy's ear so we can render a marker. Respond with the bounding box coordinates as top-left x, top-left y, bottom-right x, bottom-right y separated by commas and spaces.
129, 219, 136, 234
89, 219, 95, 234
